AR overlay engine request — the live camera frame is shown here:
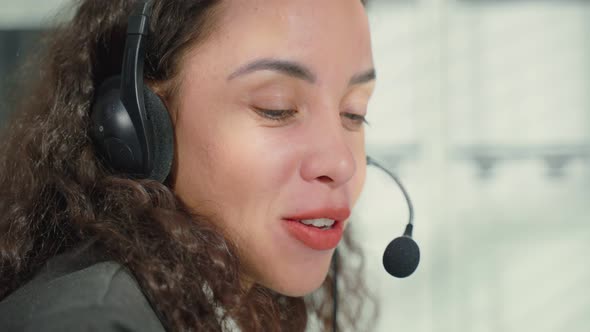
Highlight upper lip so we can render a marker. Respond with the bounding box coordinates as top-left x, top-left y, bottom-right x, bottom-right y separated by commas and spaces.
284, 207, 351, 222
